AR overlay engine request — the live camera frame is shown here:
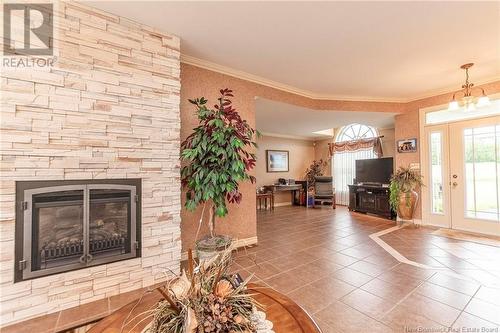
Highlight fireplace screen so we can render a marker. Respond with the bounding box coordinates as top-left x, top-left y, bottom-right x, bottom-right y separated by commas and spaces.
16, 180, 140, 281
